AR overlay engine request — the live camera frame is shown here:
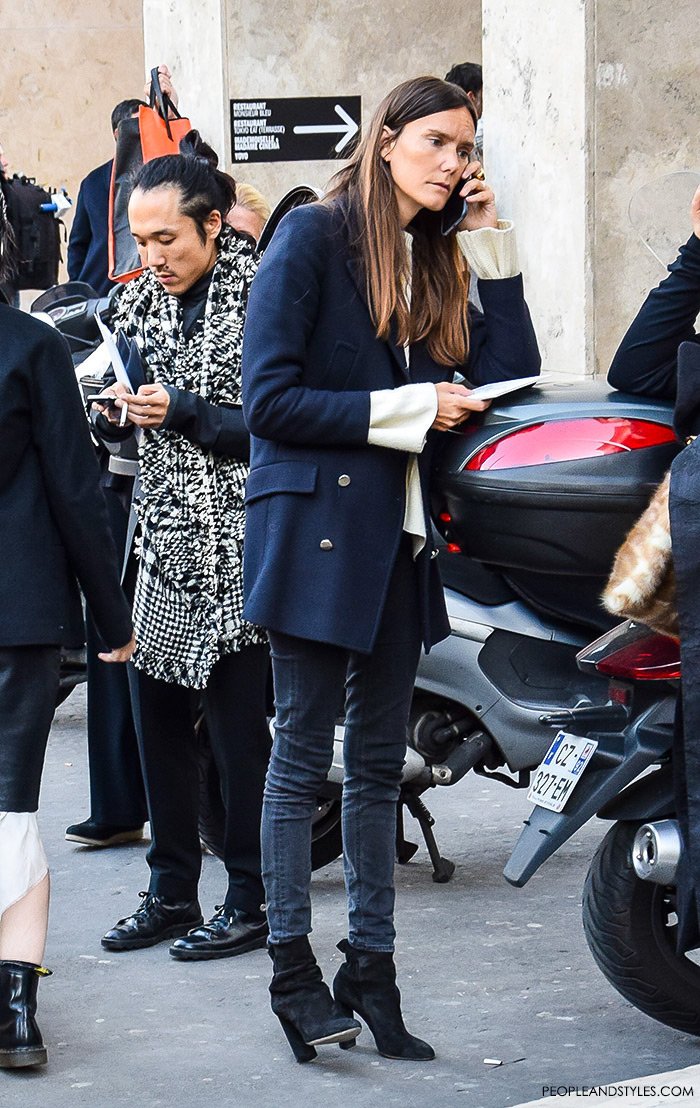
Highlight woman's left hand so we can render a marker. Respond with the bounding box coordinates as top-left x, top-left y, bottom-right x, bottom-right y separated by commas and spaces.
457, 161, 499, 232
122, 383, 171, 428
